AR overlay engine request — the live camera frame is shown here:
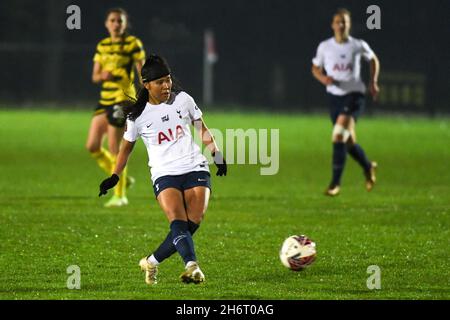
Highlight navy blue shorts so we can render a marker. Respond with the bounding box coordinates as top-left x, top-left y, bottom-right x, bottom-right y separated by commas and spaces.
328, 92, 365, 124
153, 171, 211, 198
